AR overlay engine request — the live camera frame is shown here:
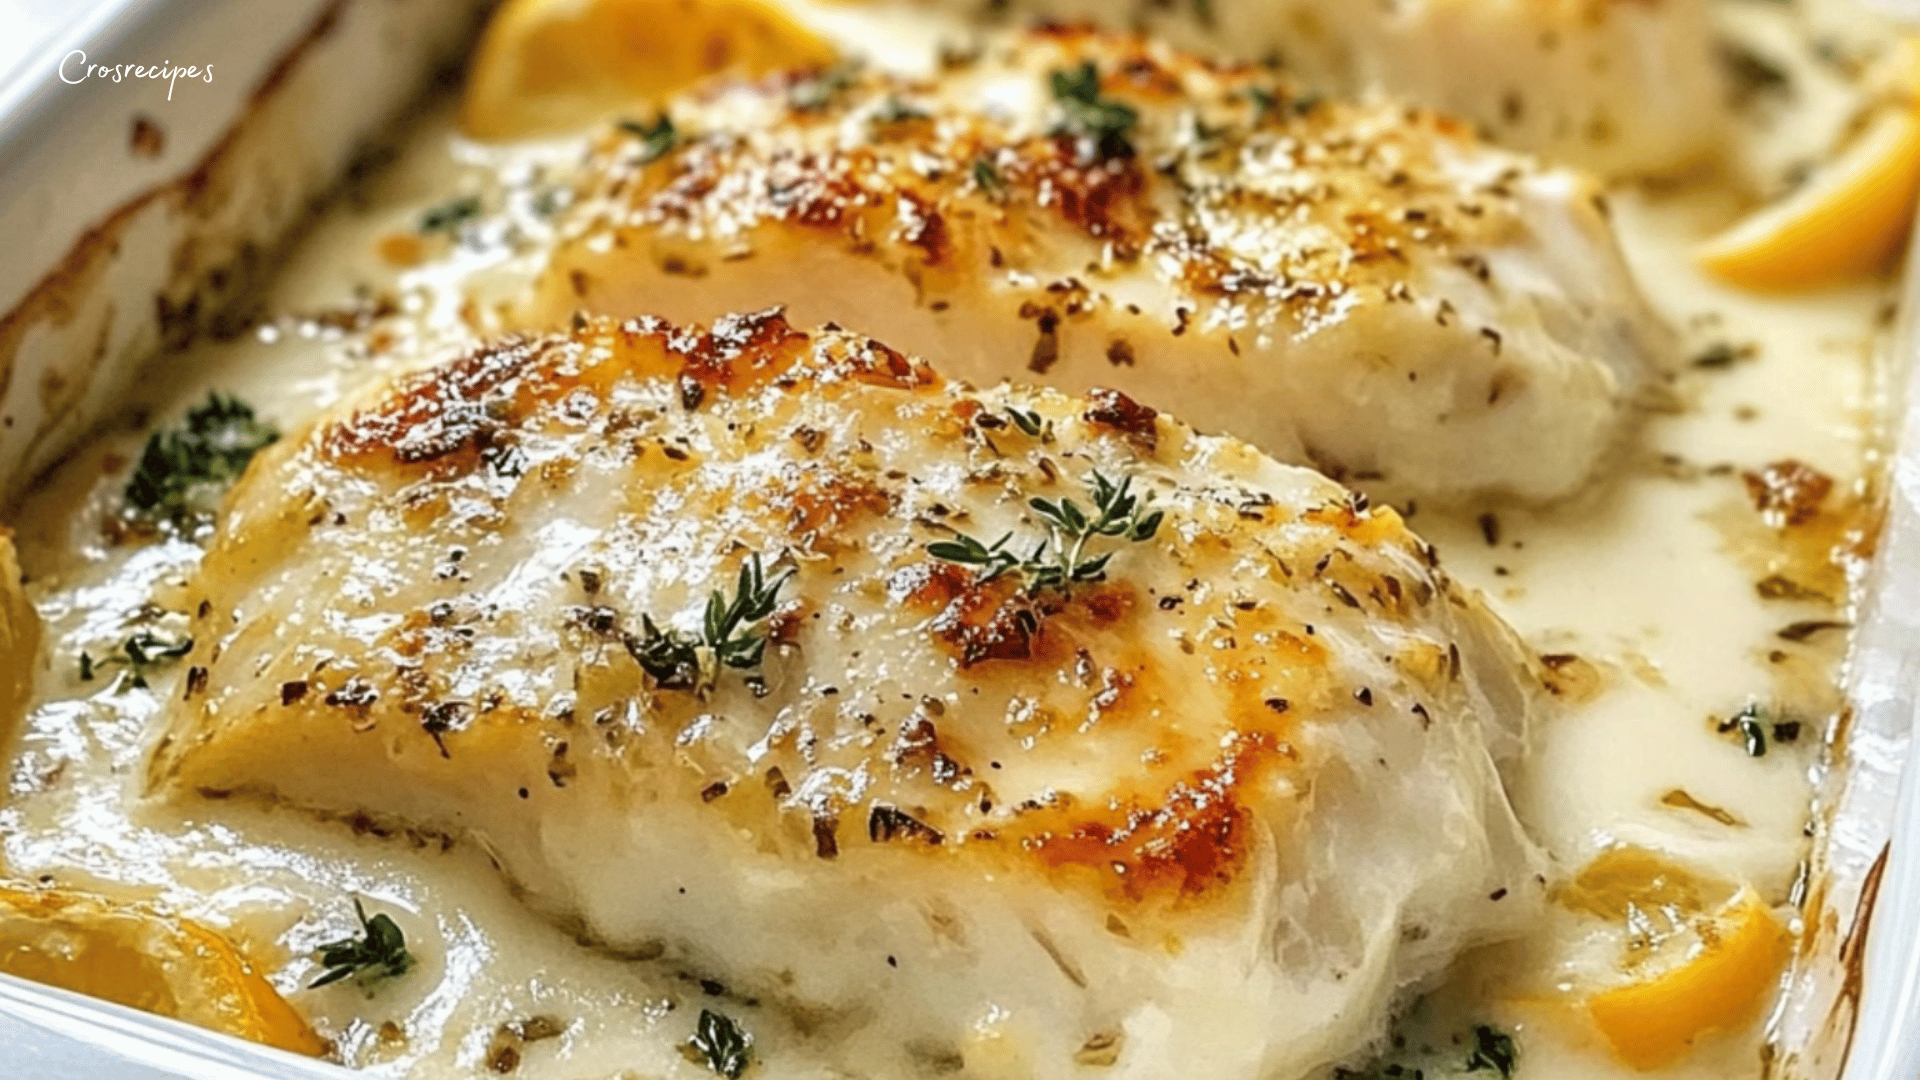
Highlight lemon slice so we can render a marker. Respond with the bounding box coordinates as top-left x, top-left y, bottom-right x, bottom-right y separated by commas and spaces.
461, 0, 836, 141
1699, 44, 1920, 290
0, 884, 325, 1056
1586, 888, 1790, 1070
